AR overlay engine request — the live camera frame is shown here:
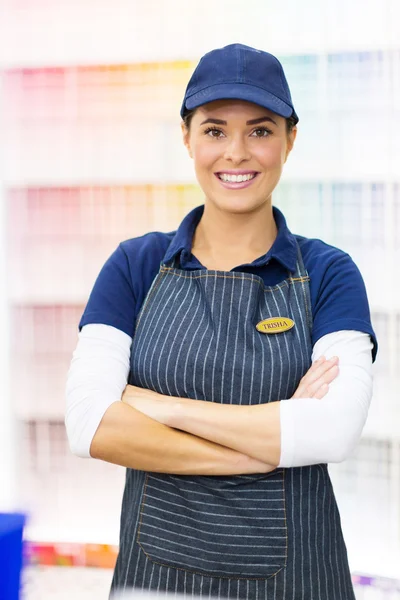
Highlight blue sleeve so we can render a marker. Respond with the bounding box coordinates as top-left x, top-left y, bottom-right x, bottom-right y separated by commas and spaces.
79, 244, 136, 338
310, 250, 378, 361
